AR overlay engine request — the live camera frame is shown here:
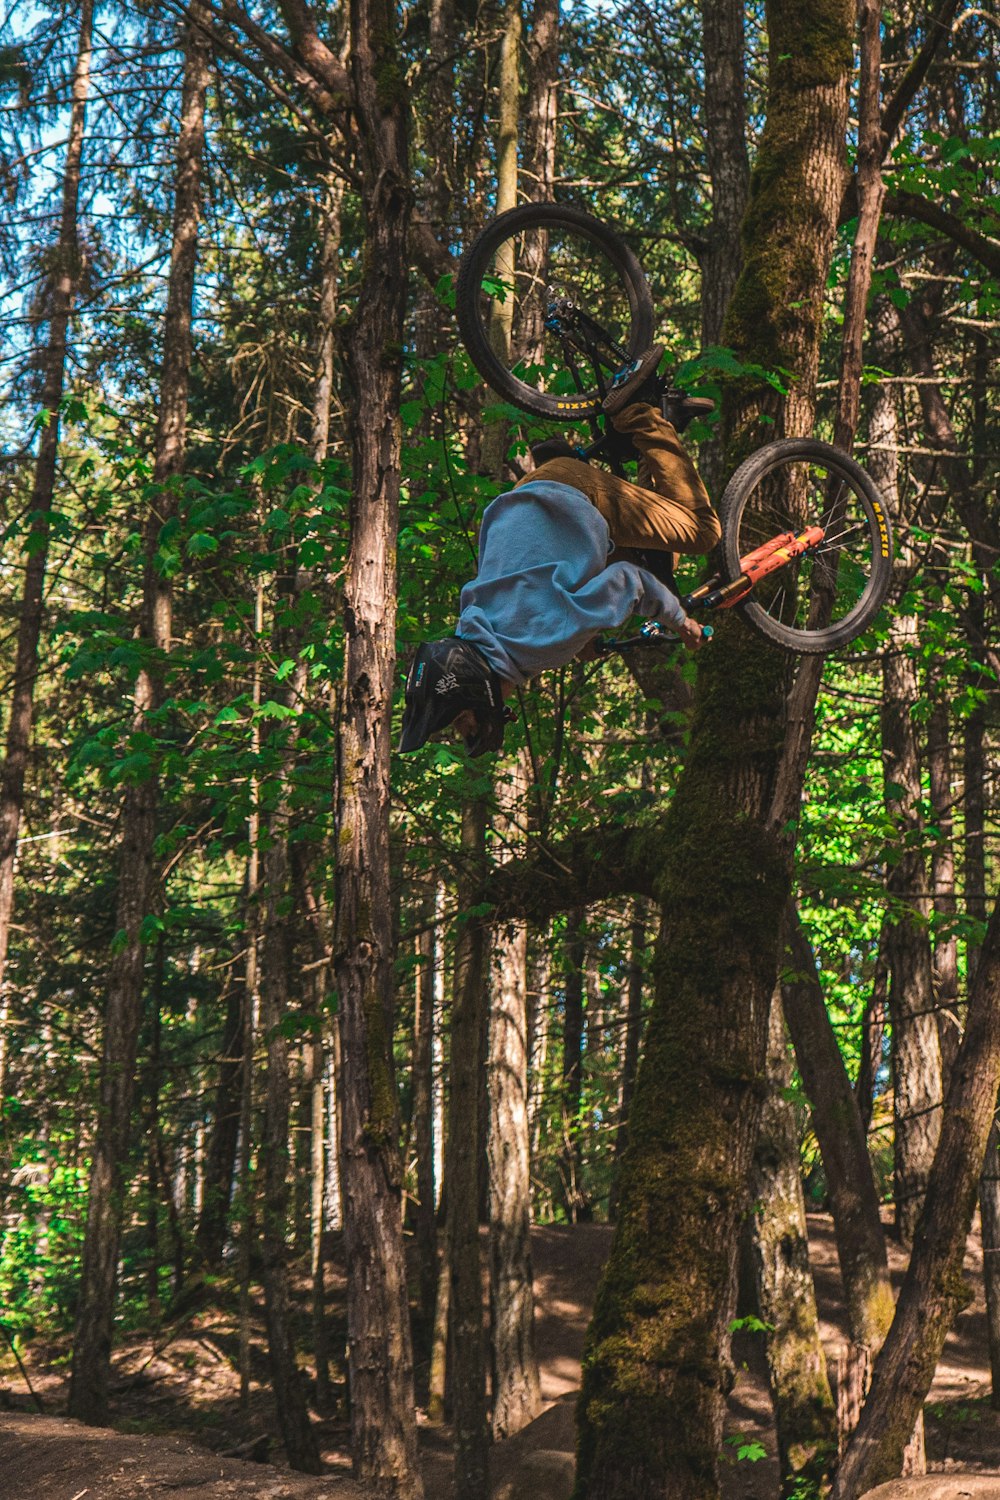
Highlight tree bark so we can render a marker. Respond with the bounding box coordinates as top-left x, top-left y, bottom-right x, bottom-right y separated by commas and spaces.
869, 360, 941, 1241
856, 922, 888, 1138
523, 0, 559, 201
832, 896, 1000, 1499
881, 621, 942, 1245
980, 1117, 1000, 1410
333, 0, 422, 1488
865, 299, 943, 1245
927, 694, 961, 1075
560, 910, 586, 1223
69, 9, 208, 1421
413, 918, 438, 1333
574, 1, 853, 1490
609, 912, 644, 1221
750, 992, 836, 1490
488, 753, 541, 1439
195, 977, 245, 1268
309, 1024, 331, 1413
781, 904, 893, 1350
698, 0, 749, 349
445, 795, 490, 1497
0, 0, 93, 1057
259, 843, 322, 1471
488, 910, 542, 1438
